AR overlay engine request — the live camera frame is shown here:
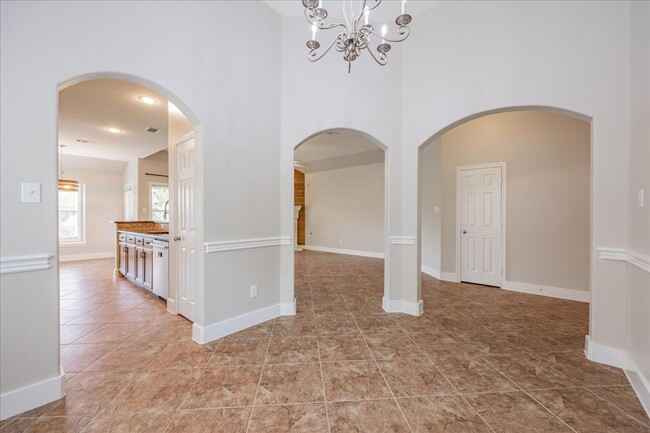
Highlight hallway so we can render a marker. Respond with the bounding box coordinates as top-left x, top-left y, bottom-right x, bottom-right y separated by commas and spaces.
1, 253, 648, 432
